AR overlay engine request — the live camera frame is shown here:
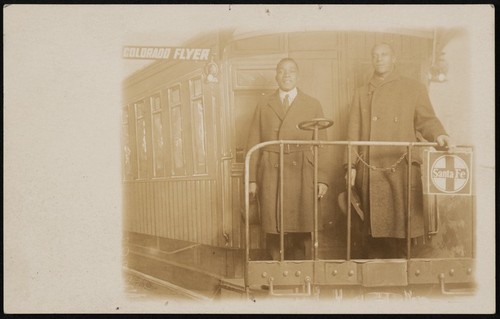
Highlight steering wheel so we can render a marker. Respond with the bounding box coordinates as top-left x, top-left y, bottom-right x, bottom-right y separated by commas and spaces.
297, 118, 334, 131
